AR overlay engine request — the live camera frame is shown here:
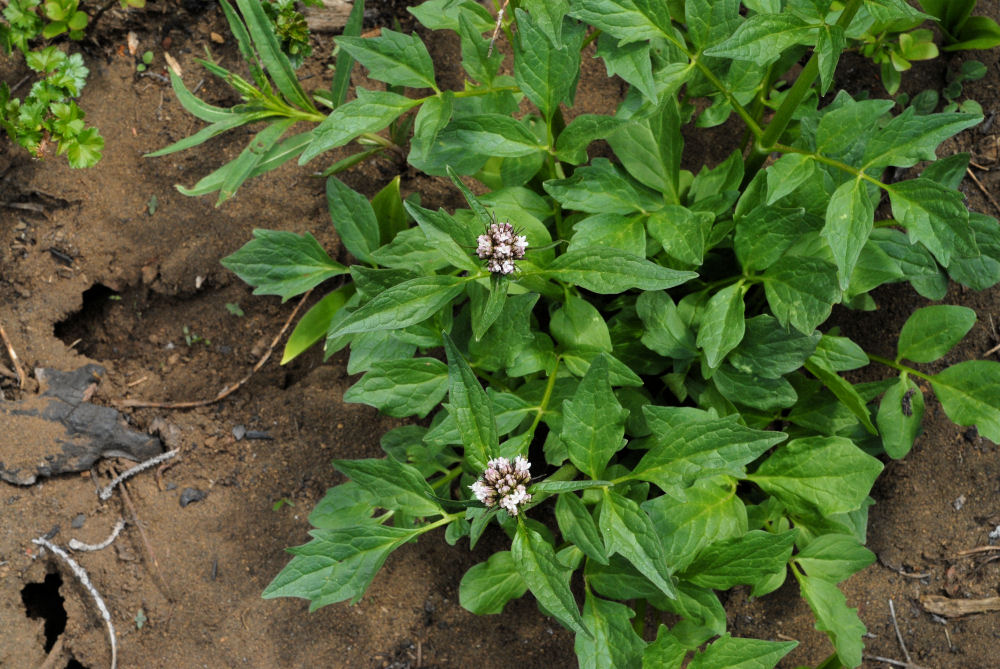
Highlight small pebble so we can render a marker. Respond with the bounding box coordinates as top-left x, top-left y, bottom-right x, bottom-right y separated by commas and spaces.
953, 495, 966, 511
245, 430, 272, 440
165, 482, 177, 491
179, 487, 207, 507
232, 425, 246, 441
71, 513, 86, 529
